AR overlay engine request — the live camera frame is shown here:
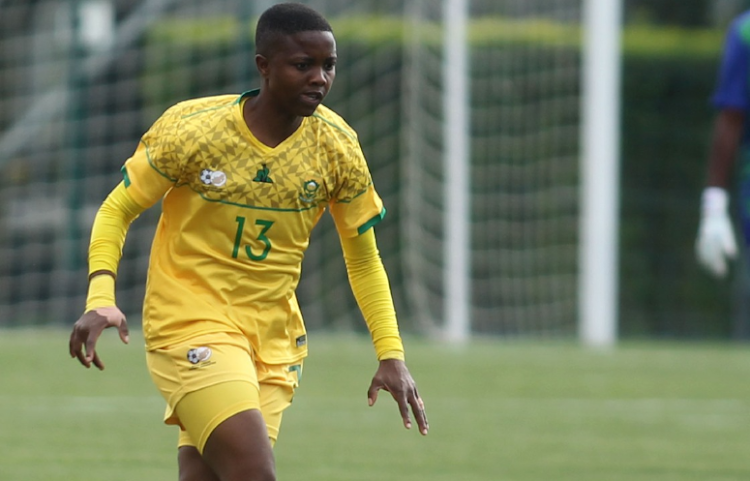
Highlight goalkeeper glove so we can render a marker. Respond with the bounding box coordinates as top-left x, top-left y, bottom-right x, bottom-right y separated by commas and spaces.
696, 187, 738, 278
